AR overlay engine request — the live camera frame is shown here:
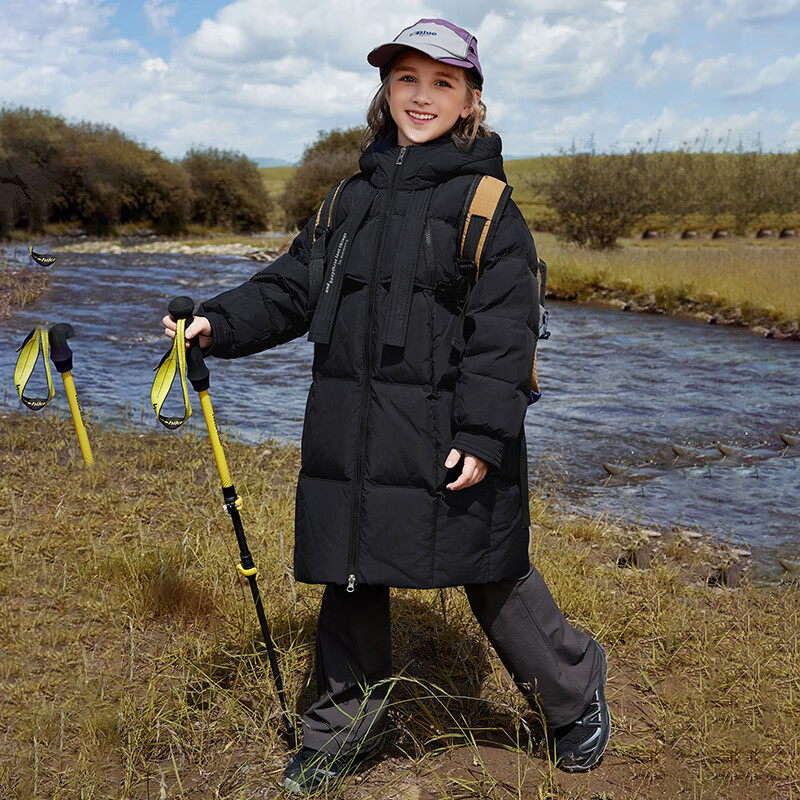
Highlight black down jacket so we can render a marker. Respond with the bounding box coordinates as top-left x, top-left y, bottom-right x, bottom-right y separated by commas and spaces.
200, 132, 540, 589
